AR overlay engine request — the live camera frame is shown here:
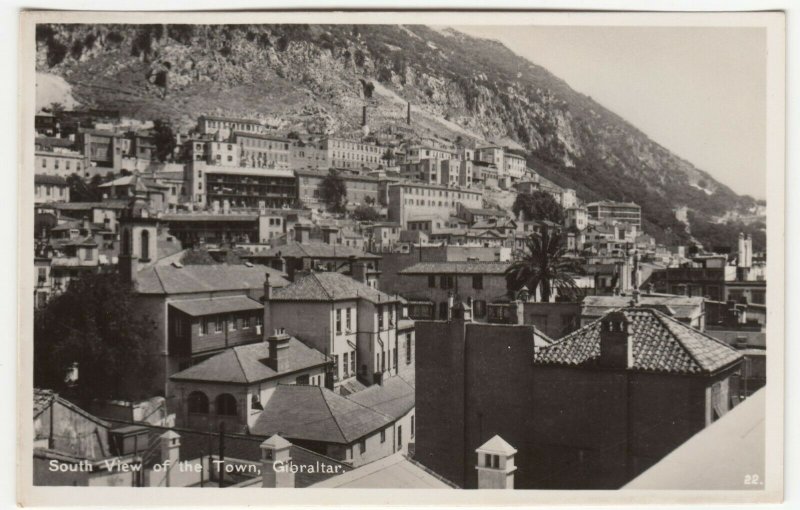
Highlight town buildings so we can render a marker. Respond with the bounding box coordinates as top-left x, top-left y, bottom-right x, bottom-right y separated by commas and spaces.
587, 200, 642, 228
262, 270, 406, 393
295, 169, 379, 210
395, 261, 511, 321
321, 137, 387, 170
168, 329, 331, 432
34, 175, 70, 204
34, 148, 91, 179
387, 182, 483, 229
414, 304, 743, 489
